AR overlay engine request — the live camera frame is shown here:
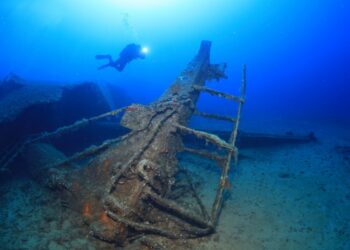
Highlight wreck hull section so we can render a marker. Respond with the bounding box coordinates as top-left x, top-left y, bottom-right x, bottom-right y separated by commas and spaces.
58, 41, 214, 244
